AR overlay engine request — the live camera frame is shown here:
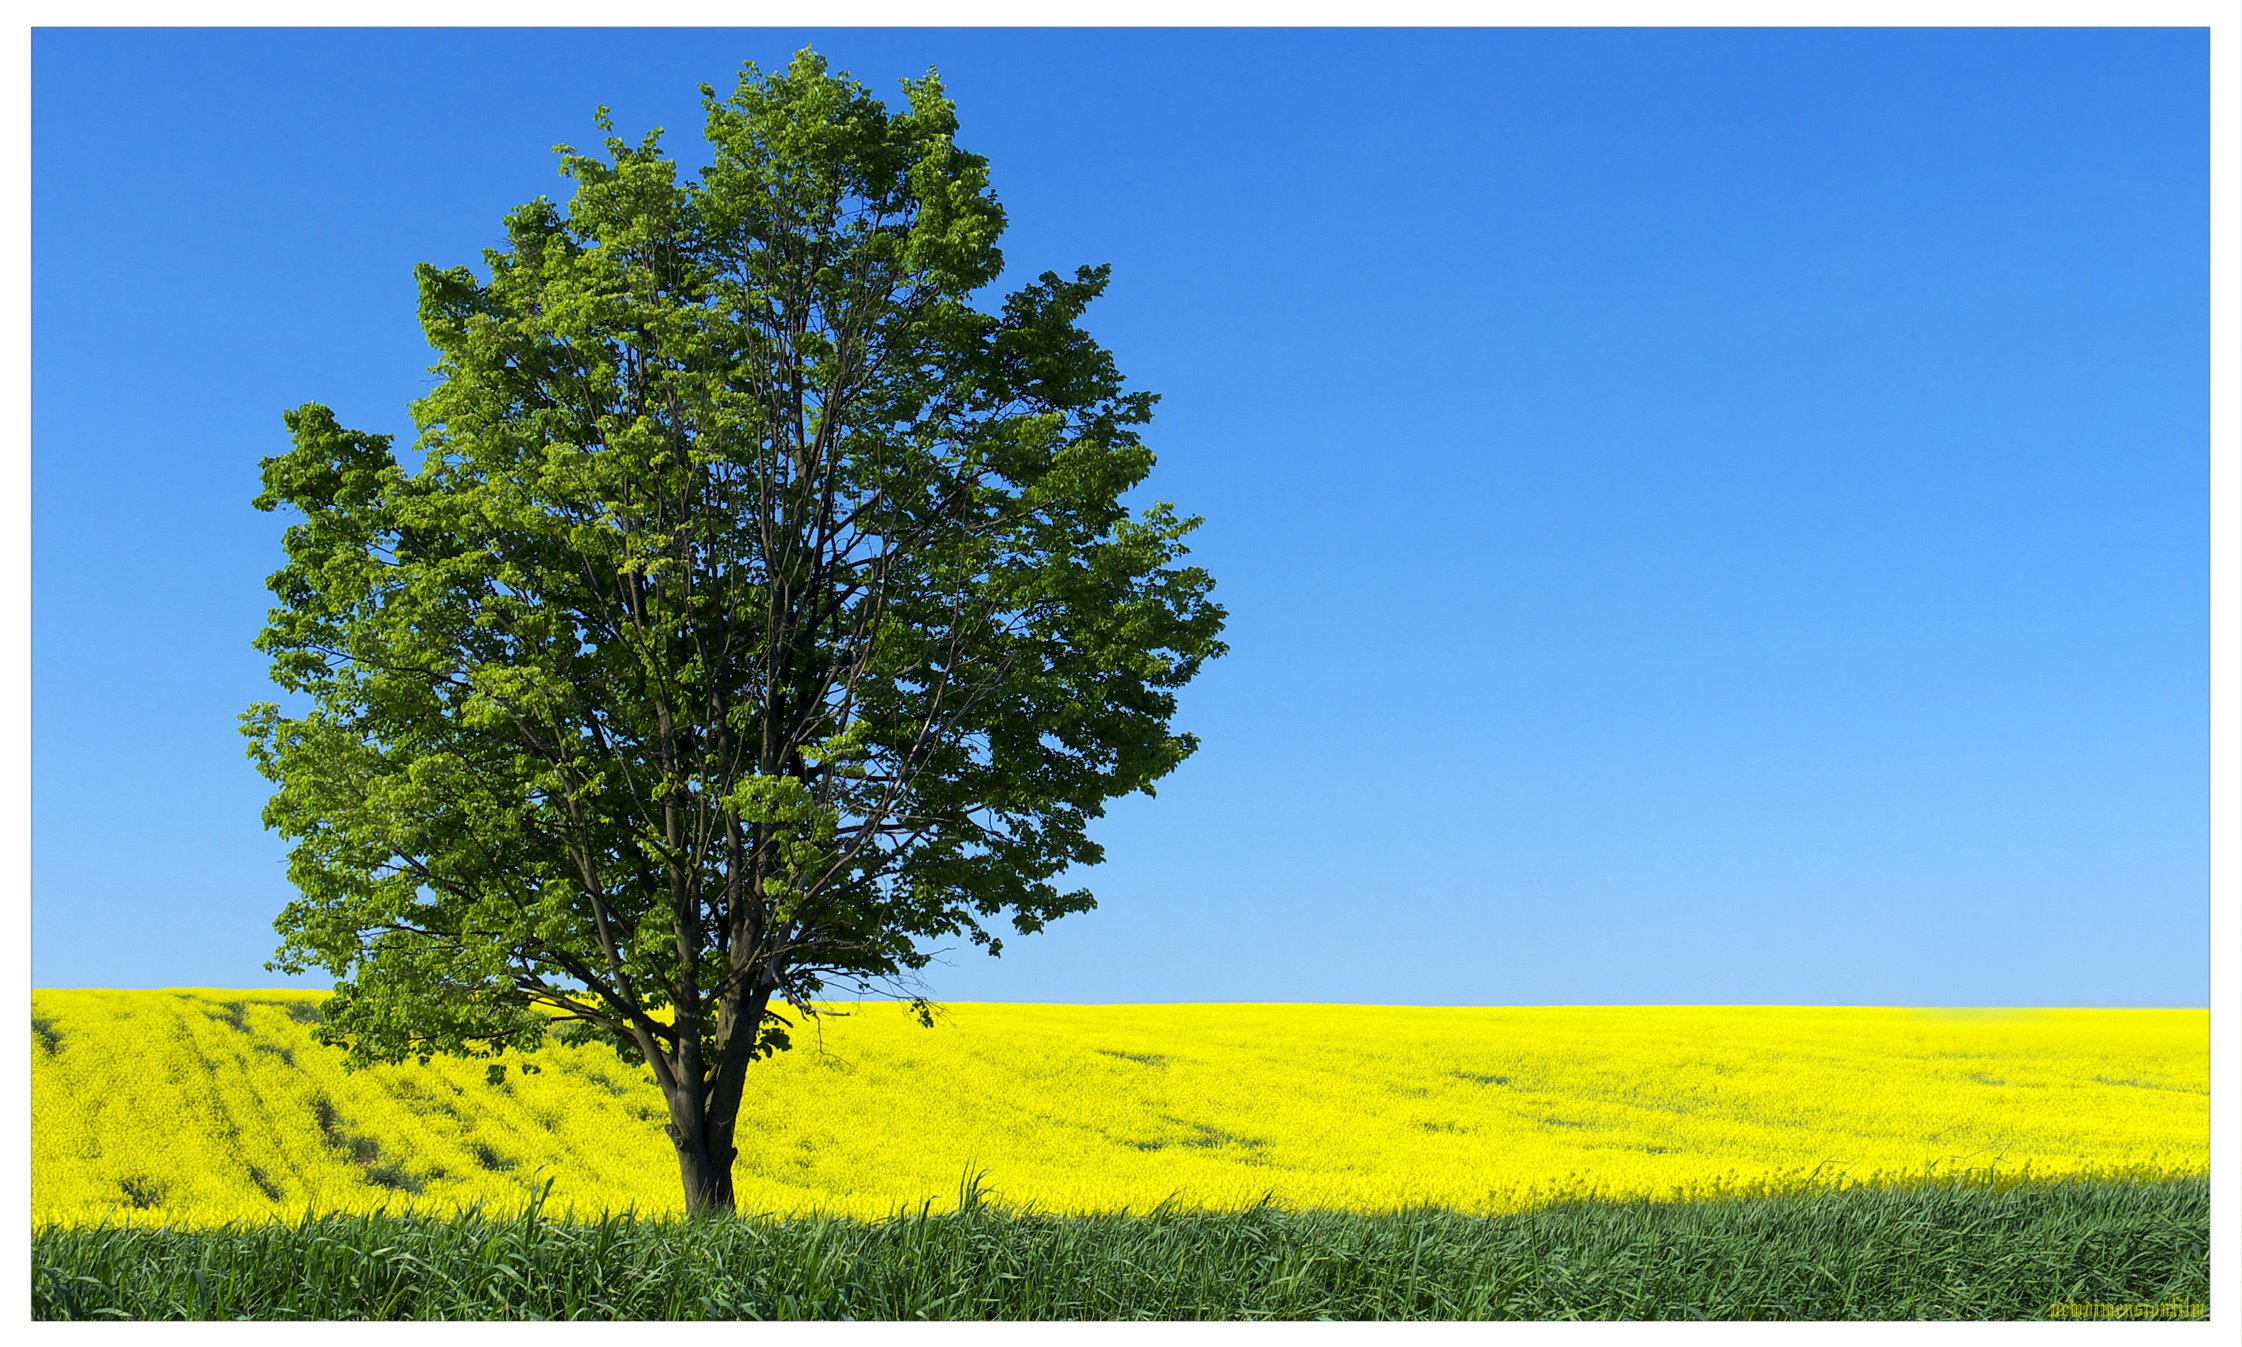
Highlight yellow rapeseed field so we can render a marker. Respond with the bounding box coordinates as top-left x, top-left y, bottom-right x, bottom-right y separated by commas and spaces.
30, 990, 2207, 1227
